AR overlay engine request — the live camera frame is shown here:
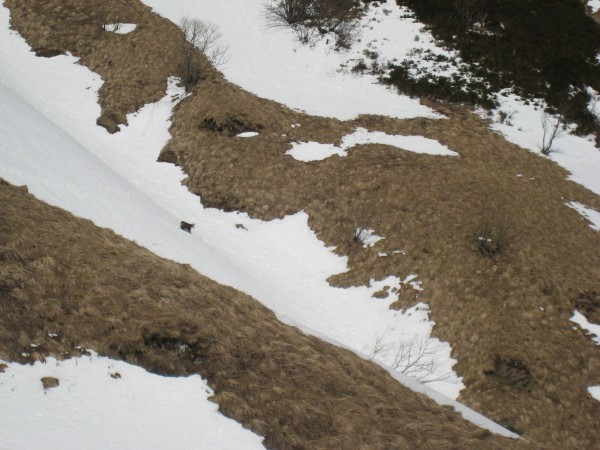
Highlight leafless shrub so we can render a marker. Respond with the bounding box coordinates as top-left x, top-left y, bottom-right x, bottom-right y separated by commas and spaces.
265, 0, 315, 27
293, 24, 319, 46
474, 196, 509, 259
349, 206, 376, 250
370, 334, 459, 384
540, 109, 566, 155
332, 18, 360, 49
352, 226, 370, 247
264, 0, 360, 49
178, 17, 228, 90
